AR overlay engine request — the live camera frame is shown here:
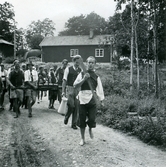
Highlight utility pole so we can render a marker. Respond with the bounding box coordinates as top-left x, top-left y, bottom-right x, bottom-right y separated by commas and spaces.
14, 19, 16, 59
